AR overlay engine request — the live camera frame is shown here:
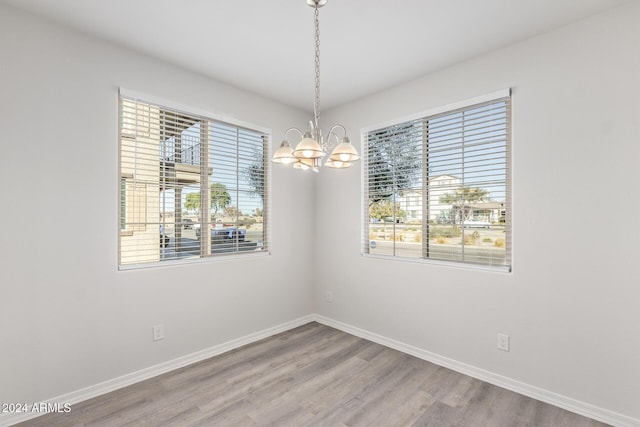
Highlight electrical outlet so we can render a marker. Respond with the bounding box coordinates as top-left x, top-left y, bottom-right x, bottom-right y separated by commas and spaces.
153, 324, 164, 341
325, 290, 333, 302
497, 333, 510, 352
